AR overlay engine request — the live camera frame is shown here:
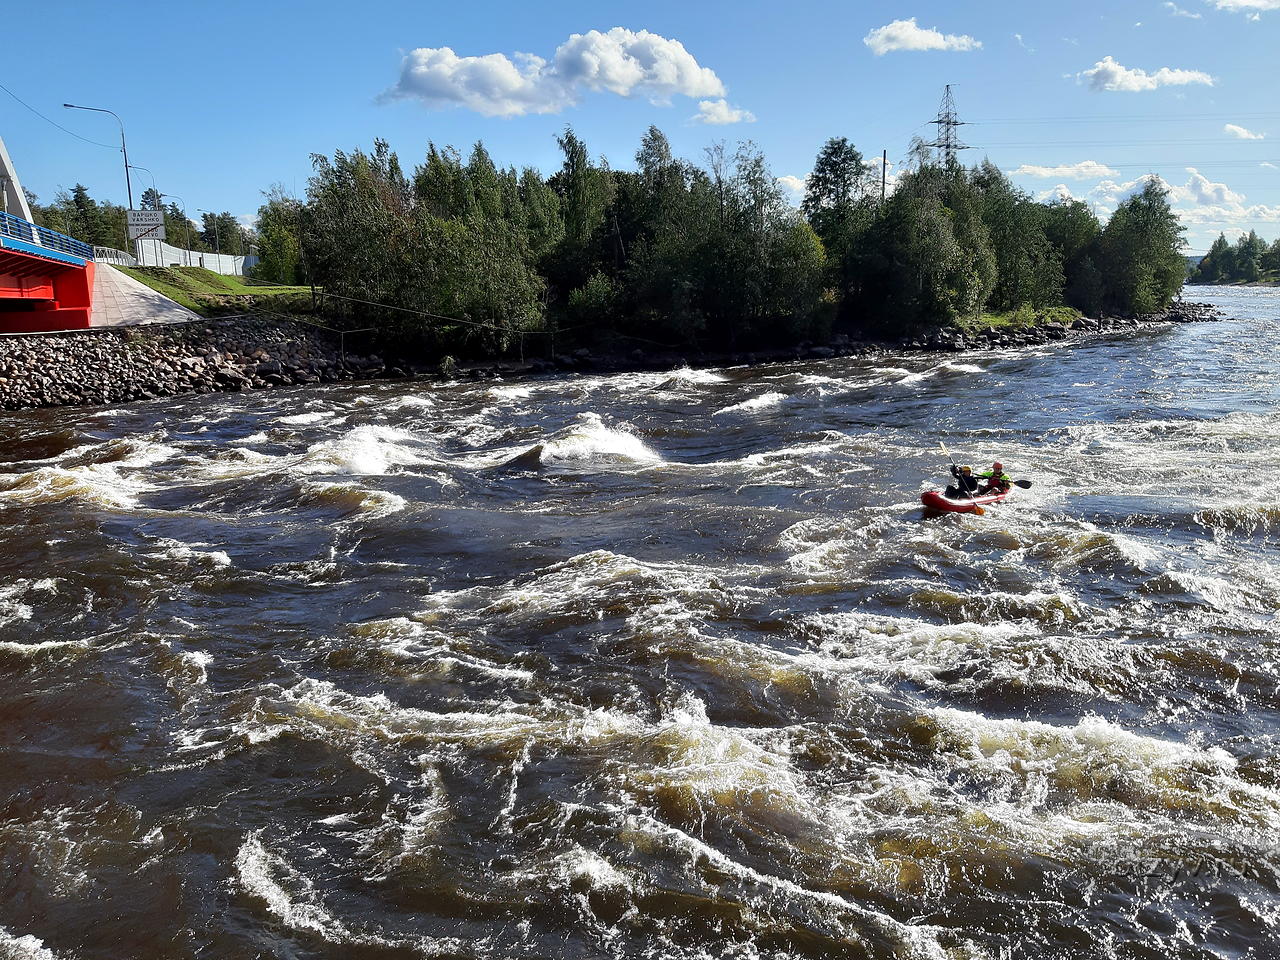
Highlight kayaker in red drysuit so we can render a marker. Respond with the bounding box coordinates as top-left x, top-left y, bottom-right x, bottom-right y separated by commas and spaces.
977, 462, 1012, 495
